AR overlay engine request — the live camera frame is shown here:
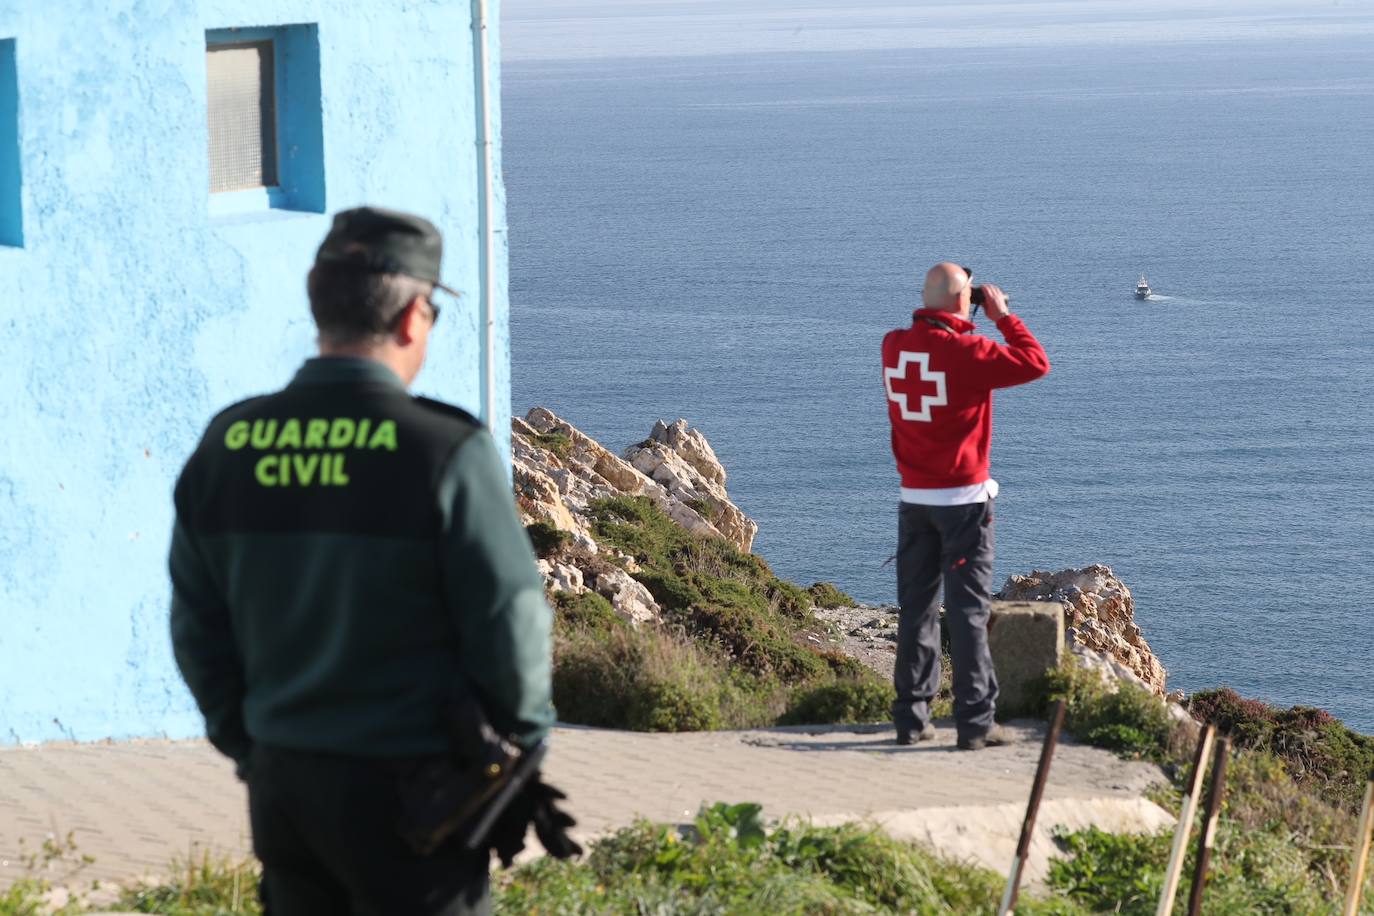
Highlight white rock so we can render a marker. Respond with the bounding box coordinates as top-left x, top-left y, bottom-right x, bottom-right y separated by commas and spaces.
550, 563, 585, 595
647, 418, 728, 486
593, 567, 661, 626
